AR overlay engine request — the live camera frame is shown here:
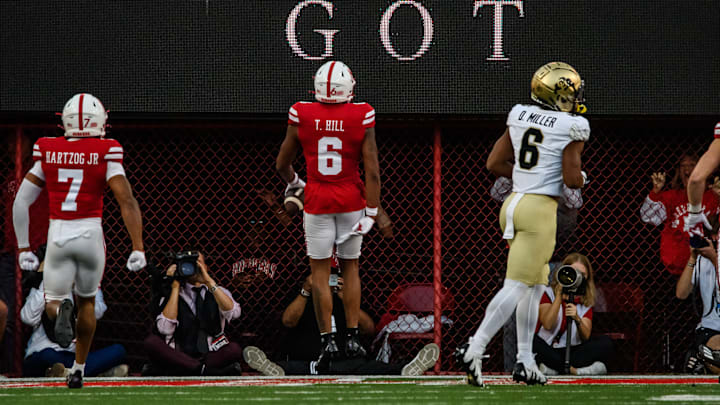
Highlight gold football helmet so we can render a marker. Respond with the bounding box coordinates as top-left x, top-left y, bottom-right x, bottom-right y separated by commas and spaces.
530, 62, 586, 114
